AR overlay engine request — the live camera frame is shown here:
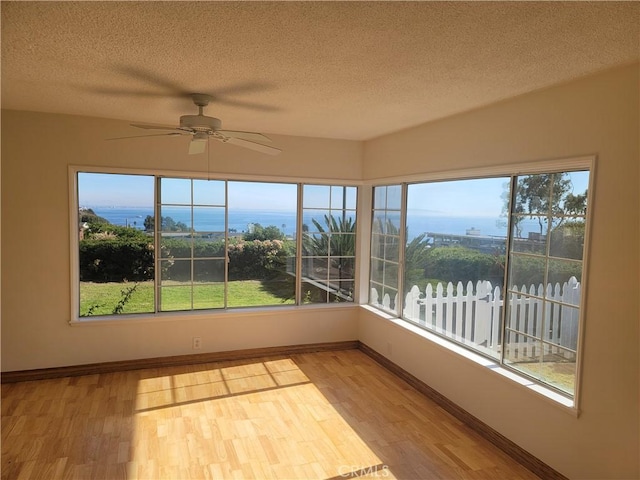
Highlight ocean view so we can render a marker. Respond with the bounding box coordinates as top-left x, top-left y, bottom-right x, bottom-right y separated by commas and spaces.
86, 206, 534, 239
